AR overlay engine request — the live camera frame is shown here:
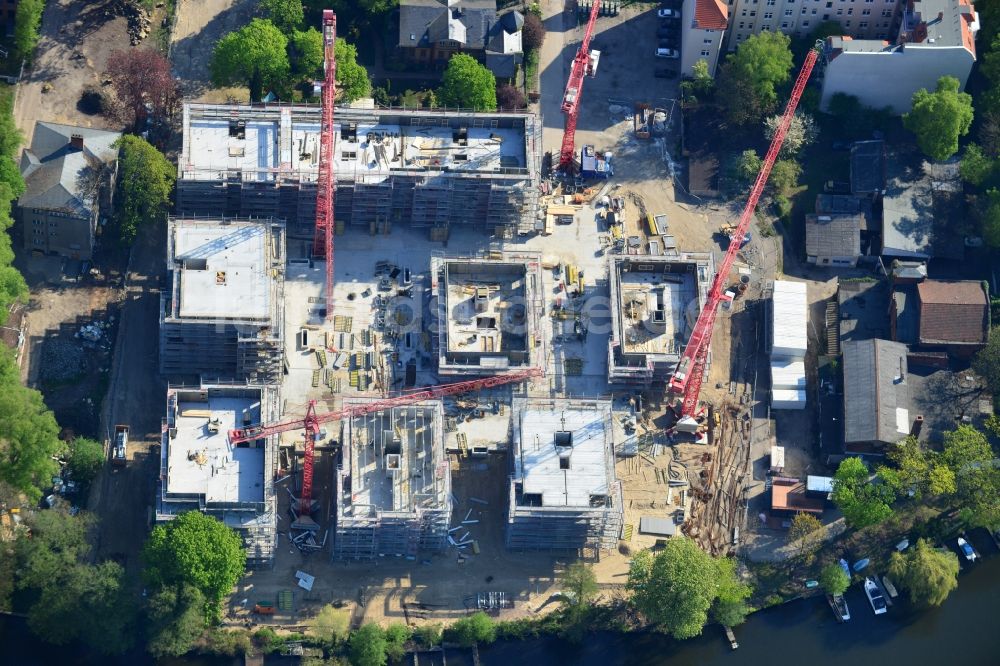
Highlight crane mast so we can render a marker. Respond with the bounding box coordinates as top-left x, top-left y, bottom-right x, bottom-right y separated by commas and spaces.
313, 10, 337, 324
668, 48, 820, 418
558, 0, 601, 172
